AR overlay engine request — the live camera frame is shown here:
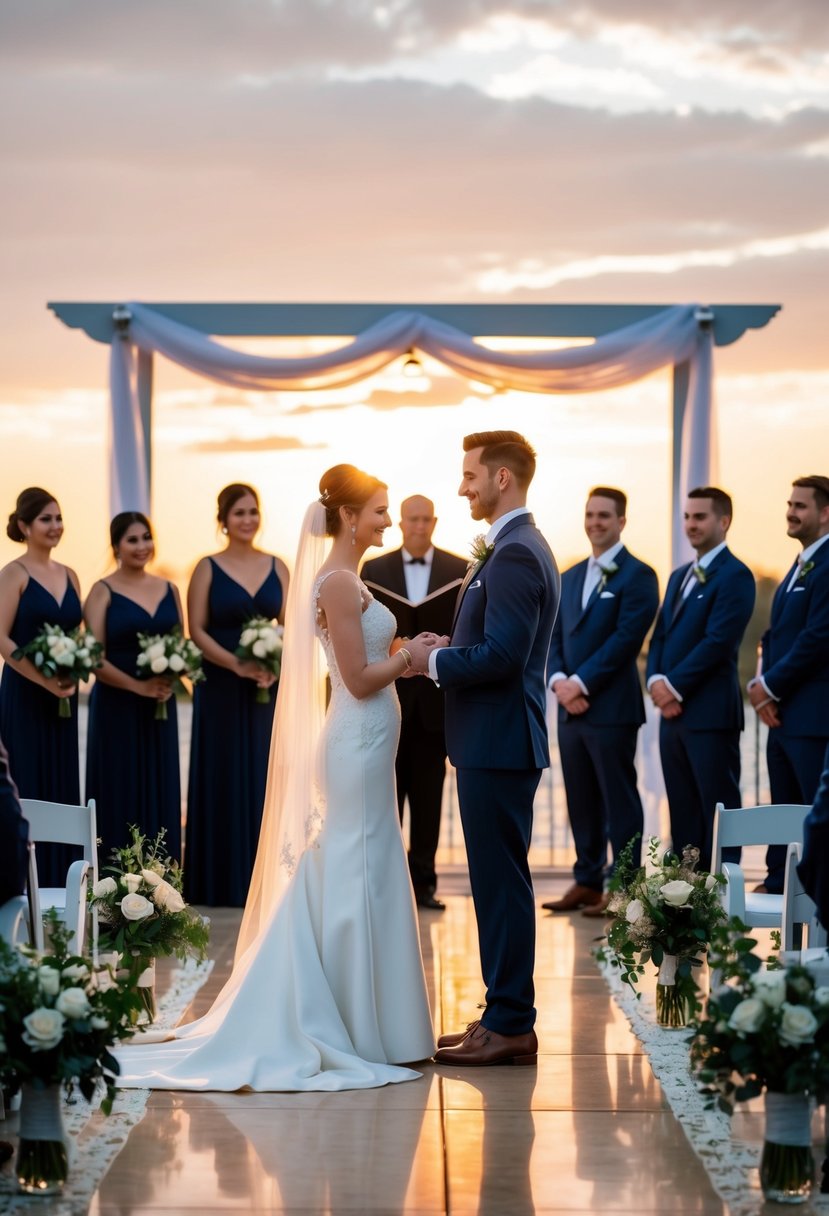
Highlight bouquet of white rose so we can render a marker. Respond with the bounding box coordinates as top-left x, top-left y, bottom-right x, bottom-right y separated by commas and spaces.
136, 626, 204, 720
88, 826, 210, 1021
12, 624, 103, 718
596, 836, 726, 1026
235, 615, 284, 703
0, 912, 143, 1192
